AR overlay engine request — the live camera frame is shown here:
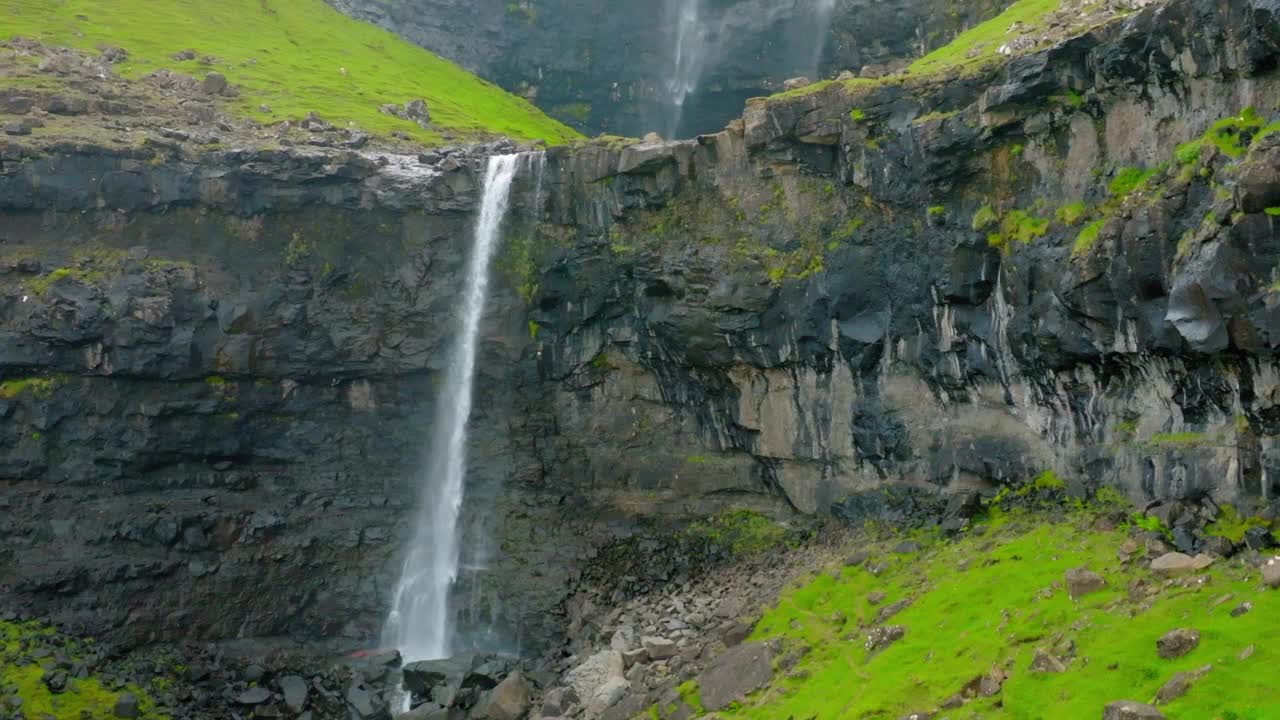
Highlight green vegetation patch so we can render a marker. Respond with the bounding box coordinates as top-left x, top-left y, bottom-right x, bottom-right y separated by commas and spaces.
0, 375, 64, 400
1055, 202, 1088, 226
3, 0, 579, 145
1109, 166, 1160, 198
726, 512, 1279, 719
1, 620, 164, 719
905, 0, 1065, 76
1073, 219, 1105, 255
682, 510, 790, 557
